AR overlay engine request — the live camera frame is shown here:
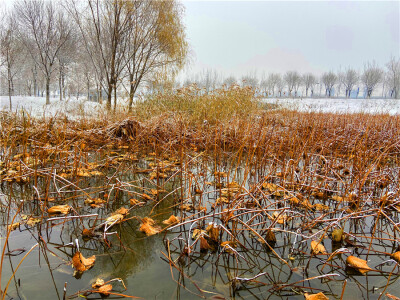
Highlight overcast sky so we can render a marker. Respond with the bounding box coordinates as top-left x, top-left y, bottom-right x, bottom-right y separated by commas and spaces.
182, 1, 399, 78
